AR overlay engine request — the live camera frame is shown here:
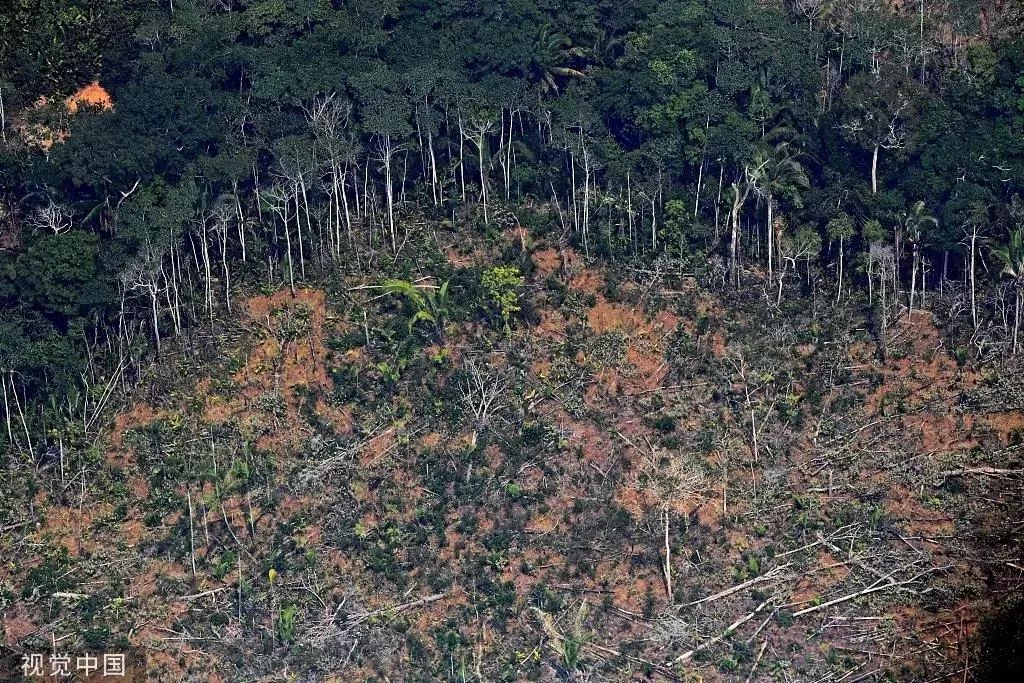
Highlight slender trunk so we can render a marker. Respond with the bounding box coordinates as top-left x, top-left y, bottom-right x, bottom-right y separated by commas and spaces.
382, 137, 397, 253
293, 183, 307, 278
729, 181, 747, 288
200, 216, 213, 321
220, 220, 231, 313
505, 109, 514, 200
2, 370, 13, 444
651, 196, 657, 253
970, 229, 978, 331
363, 162, 370, 220
278, 205, 295, 294
694, 113, 710, 218
836, 235, 844, 304
941, 250, 948, 294
663, 508, 672, 603
909, 245, 919, 317
253, 163, 263, 223
168, 240, 181, 334
569, 150, 578, 235
150, 287, 161, 353
477, 132, 488, 226
622, 171, 630, 255
235, 189, 247, 263
868, 251, 874, 305
766, 196, 774, 281
342, 166, 353, 247
457, 116, 467, 202
581, 138, 591, 256
0, 85, 6, 142
880, 262, 889, 356
777, 260, 785, 305
921, 256, 927, 308
9, 373, 34, 459
871, 145, 880, 195
1015, 288, 1021, 355
428, 130, 440, 206
714, 164, 724, 242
